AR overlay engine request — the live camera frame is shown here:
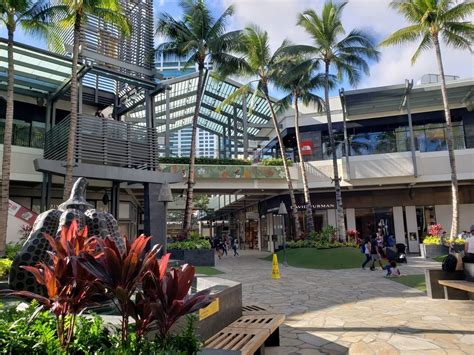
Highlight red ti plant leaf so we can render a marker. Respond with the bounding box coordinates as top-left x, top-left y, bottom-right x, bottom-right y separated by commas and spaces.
7, 220, 102, 349
79, 234, 162, 342
136, 261, 214, 341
